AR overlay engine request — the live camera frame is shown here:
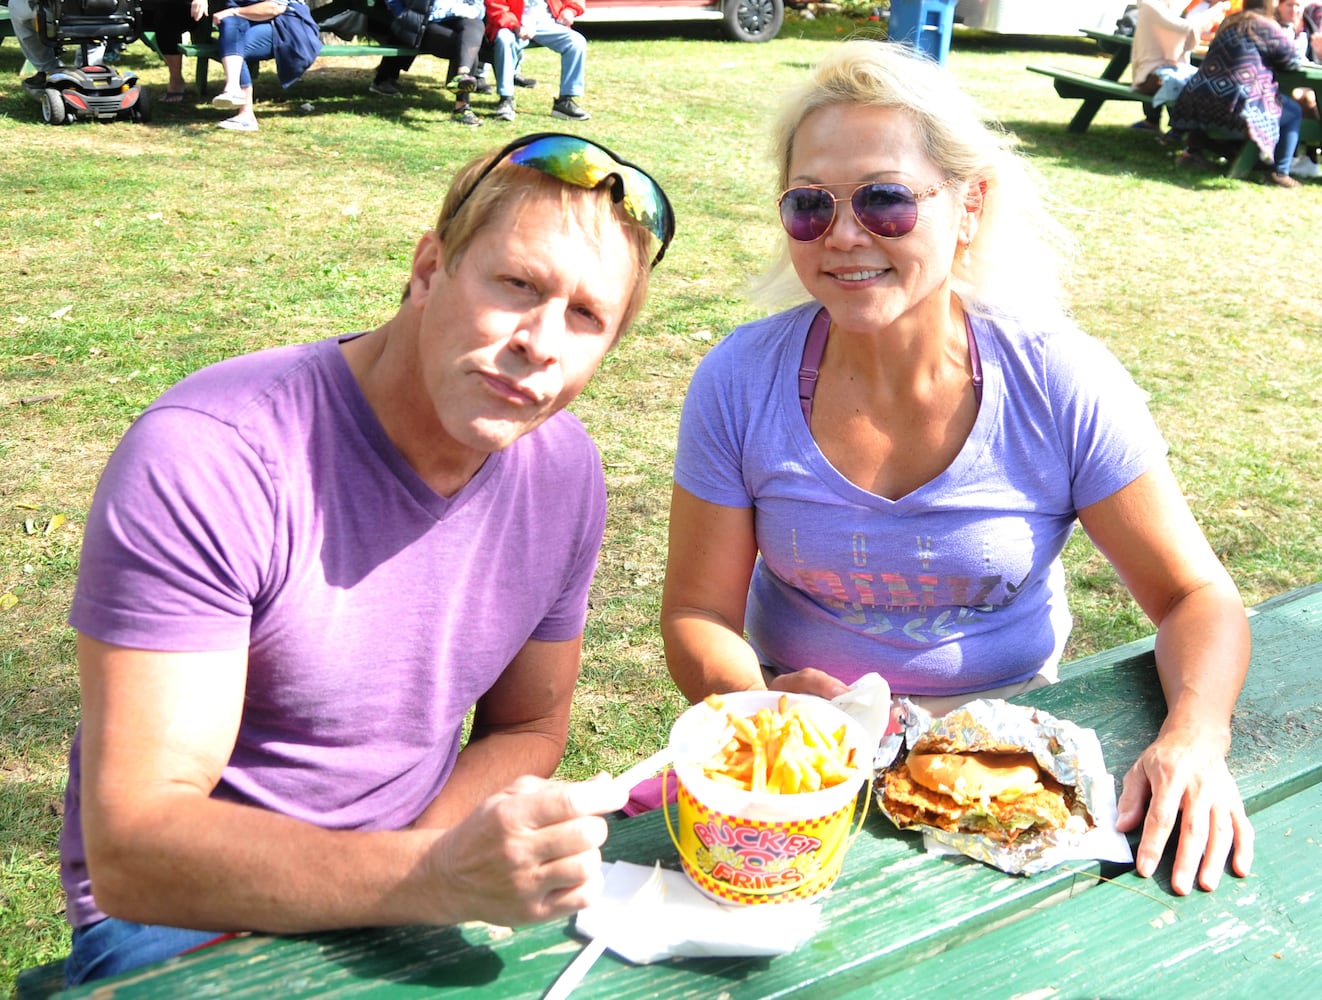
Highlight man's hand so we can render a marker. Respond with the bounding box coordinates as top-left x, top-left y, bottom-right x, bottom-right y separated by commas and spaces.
423, 774, 627, 927
558, 11, 575, 26
1116, 731, 1254, 895
520, 24, 536, 40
